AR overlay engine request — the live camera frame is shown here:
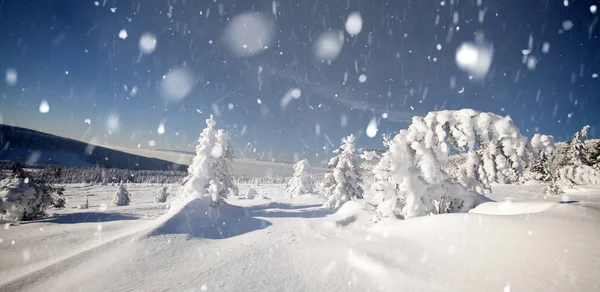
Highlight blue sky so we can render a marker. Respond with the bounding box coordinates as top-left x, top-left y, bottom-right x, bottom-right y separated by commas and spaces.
1, 0, 599, 163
